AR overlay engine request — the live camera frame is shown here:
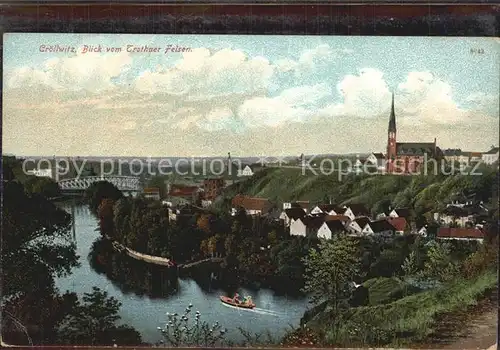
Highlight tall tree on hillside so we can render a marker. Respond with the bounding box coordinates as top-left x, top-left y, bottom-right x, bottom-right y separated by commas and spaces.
302, 237, 360, 314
